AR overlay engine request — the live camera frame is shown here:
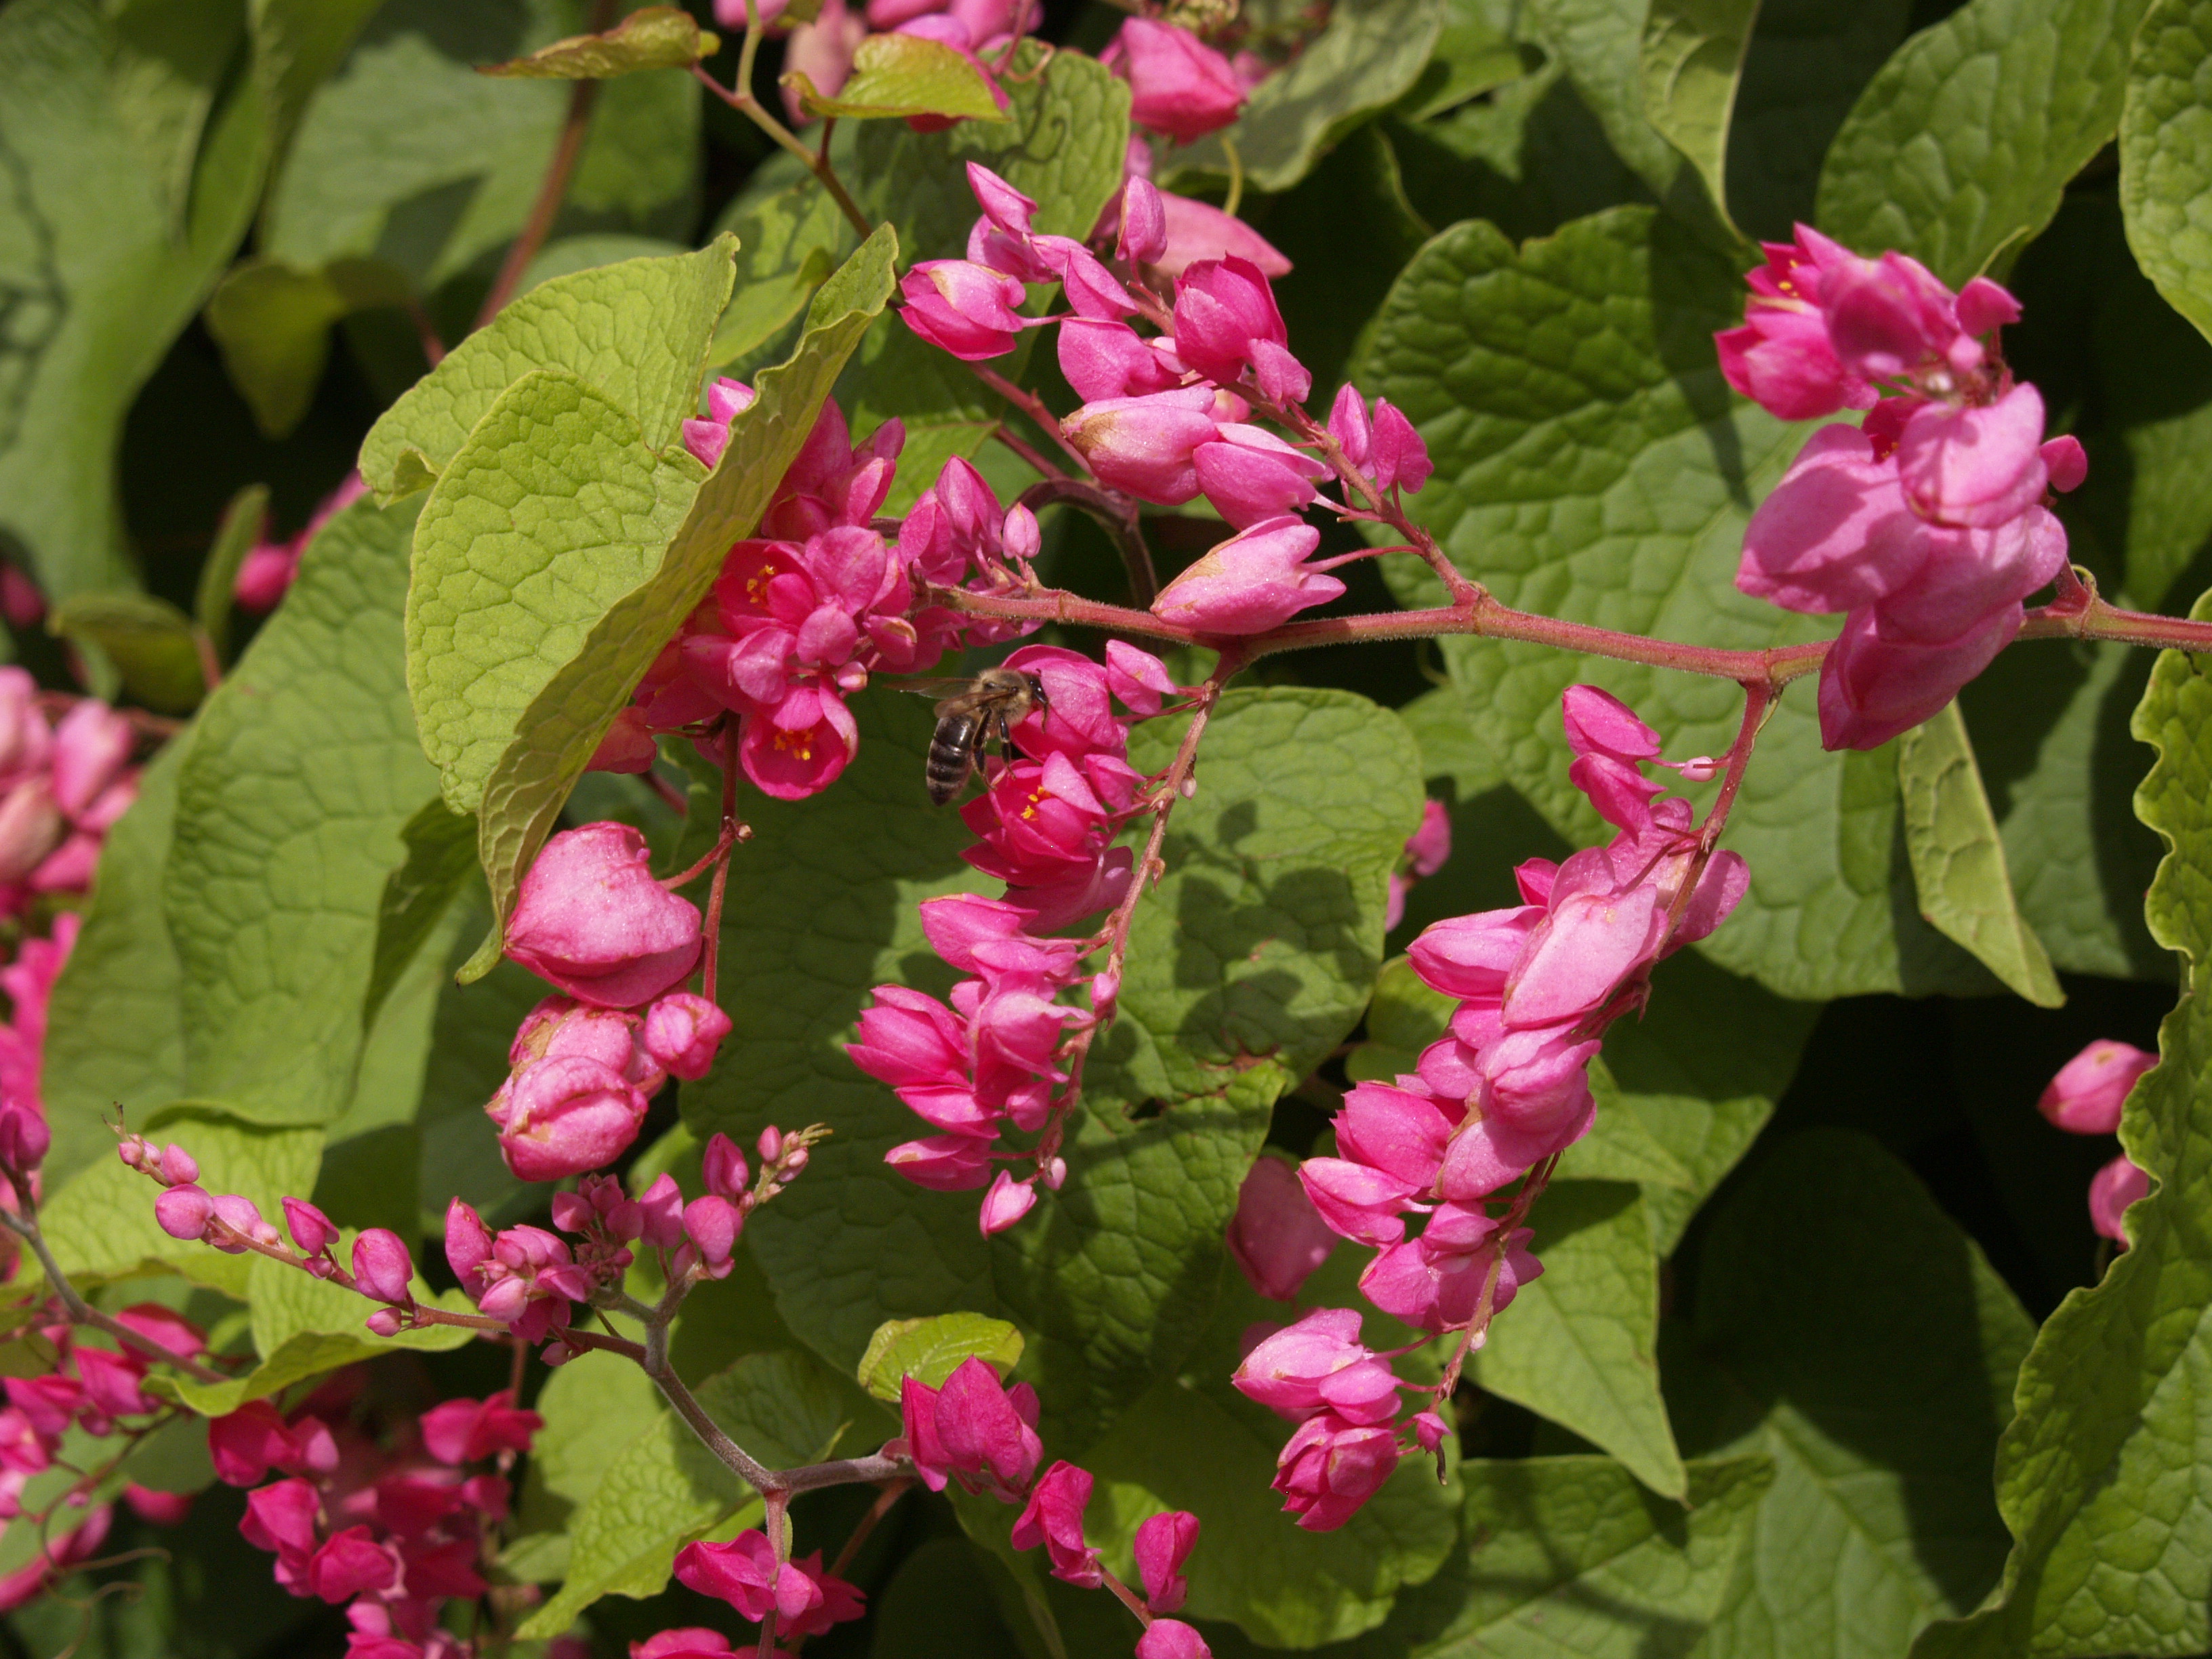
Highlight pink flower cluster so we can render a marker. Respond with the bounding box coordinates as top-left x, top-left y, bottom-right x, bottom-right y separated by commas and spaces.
445, 1126, 811, 1350
0, 674, 137, 913
1227, 688, 1744, 1532
720, 0, 1040, 130
483, 822, 726, 1181
1723, 226, 2087, 749
233, 472, 371, 613
2036, 1038, 2158, 1245
674, 1529, 865, 1639
603, 385, 1029, 802
209, 1374, 538, 1658
849, 644, 1180, 1231
899, 163, 1431, 638
0, 1301, 205, 1610
897, 1356, 1206, 1641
